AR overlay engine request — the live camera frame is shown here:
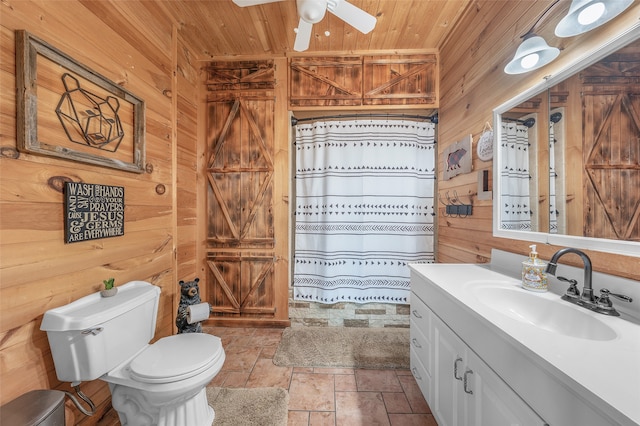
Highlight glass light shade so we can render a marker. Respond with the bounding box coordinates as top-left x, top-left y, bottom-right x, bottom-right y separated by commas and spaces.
555, 0, 634, 37
504, 35, 560, 75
